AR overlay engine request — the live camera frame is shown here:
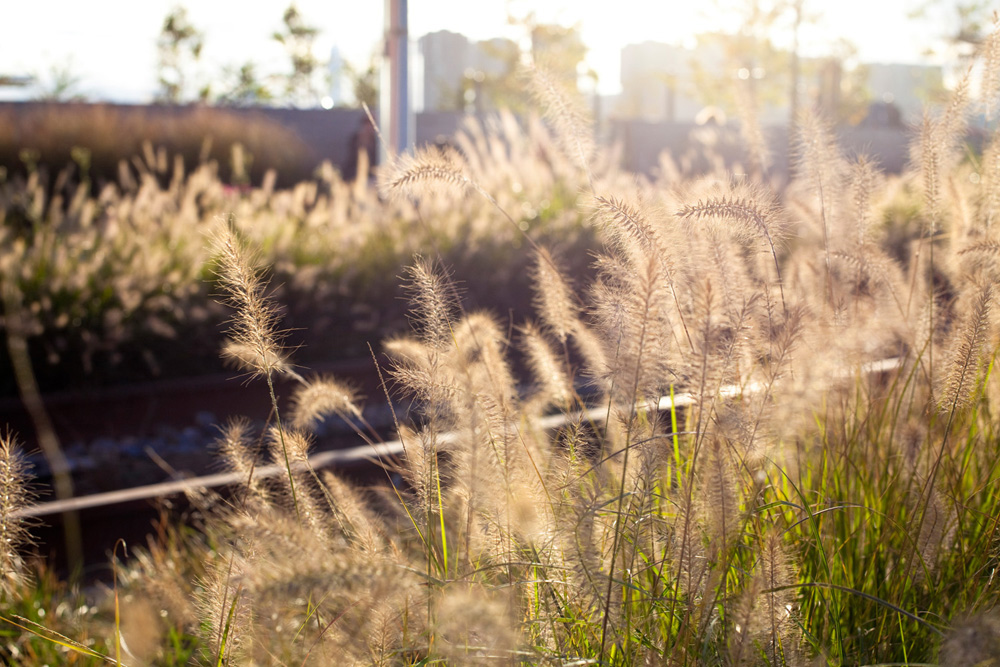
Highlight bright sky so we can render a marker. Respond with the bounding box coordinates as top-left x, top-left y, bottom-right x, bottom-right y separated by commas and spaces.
1, 0, 954, 102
